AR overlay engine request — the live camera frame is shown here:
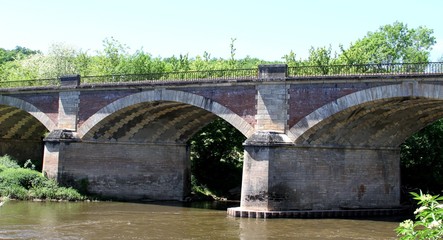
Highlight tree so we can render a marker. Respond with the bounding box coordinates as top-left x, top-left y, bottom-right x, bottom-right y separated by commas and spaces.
401, 119, 443, 195
0, 47, 40, 81
338, 21, 436, 65
0, 46, 39, 65
189, 118, 246, 198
